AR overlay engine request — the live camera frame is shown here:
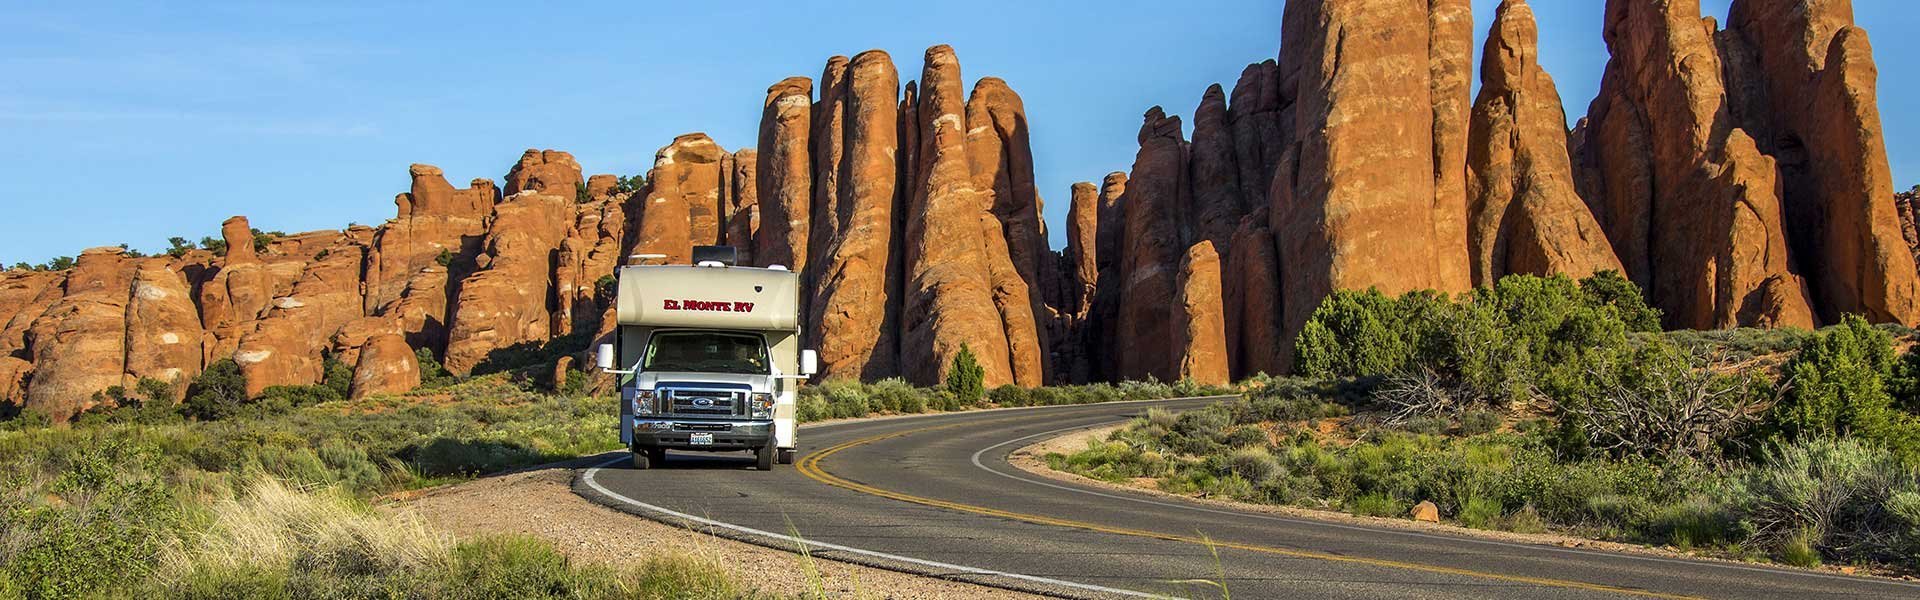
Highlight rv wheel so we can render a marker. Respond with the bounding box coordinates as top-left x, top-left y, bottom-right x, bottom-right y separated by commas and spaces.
777, 448, 795, 465
755, 445, 774, 471
631, 449, 652, 470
